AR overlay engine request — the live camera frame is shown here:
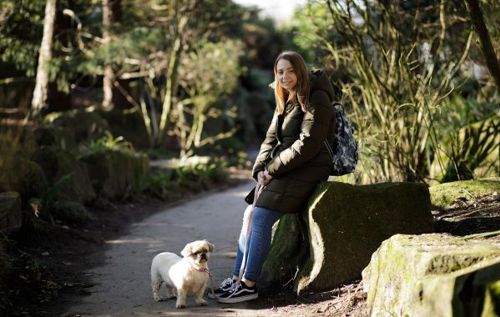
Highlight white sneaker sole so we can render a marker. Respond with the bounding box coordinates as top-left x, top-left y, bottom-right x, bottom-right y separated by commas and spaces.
216, 292, 258, 304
